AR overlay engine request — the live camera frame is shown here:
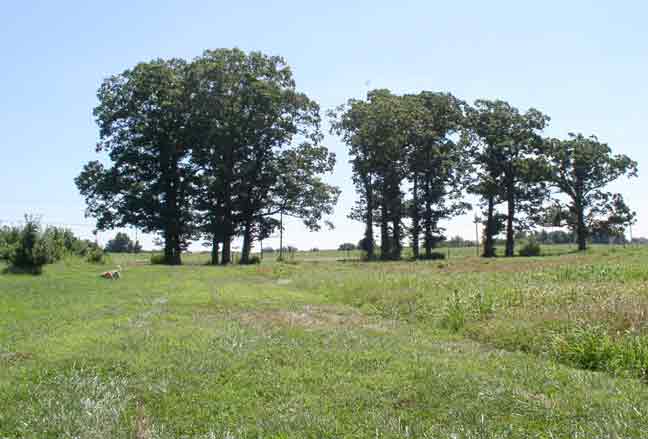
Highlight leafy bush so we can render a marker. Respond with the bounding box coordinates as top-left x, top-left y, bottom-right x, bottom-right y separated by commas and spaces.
519, 240, 541, 257
2, 217, 103, 273
86, 247, 106, 264
150, 254, 166, 265
0, 226, 20, 261
338, 243, 356, 251
8, 217, 54, 273
41, 227, 68, 262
